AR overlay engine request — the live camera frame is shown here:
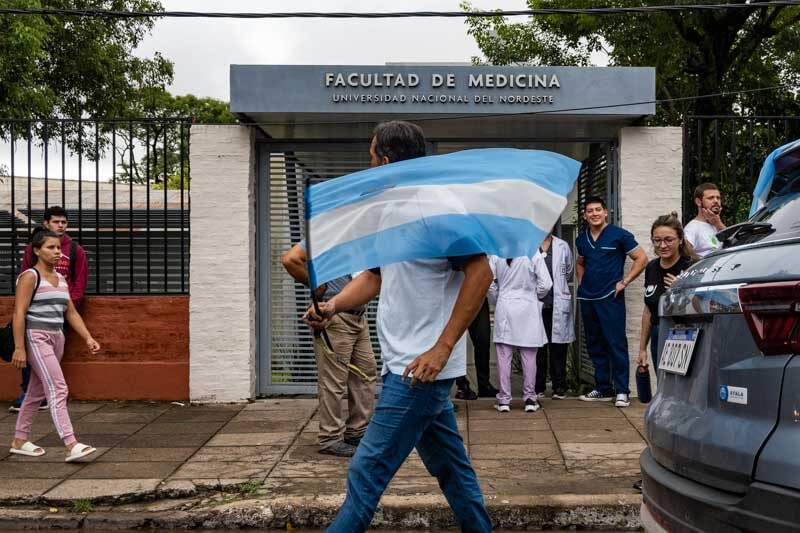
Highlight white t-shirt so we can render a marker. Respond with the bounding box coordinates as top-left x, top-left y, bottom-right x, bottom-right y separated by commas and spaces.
375, 258, 468, 380
684, 219, 721, 258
